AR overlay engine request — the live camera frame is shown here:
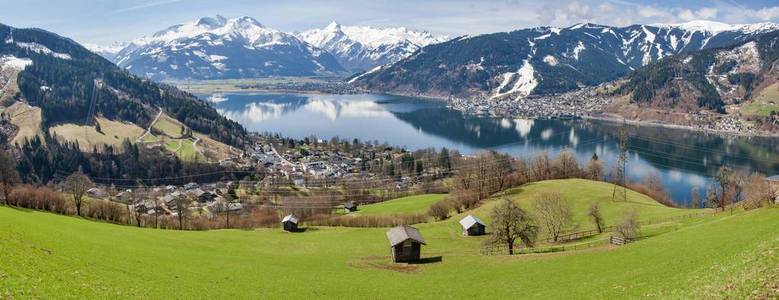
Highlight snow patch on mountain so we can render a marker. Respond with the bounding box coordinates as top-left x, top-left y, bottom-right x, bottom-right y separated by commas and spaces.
298, 21, 447, 71
0, 55, 32, 70
15, 42, 71, 60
